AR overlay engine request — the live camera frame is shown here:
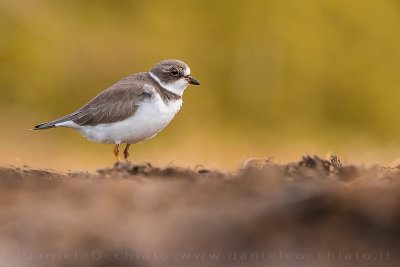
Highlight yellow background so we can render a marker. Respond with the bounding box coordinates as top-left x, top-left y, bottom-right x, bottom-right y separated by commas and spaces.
1, 0, 400, 170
